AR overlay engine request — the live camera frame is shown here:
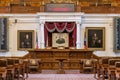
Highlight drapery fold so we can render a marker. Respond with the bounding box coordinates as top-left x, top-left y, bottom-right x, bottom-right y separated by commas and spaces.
45, 22, 55, 32
66, 22, 75, 33
45, 22, 75, 33
54, 22, 67, 32
45, 22, 76, 47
